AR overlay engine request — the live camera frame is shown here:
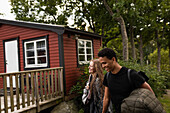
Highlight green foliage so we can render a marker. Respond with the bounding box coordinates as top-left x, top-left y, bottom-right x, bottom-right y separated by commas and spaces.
119, 60, 168, 97
148, 48, 169, 71
69, 64, 90, 110
10, 0, 68, 25
158, 91, 170, 113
